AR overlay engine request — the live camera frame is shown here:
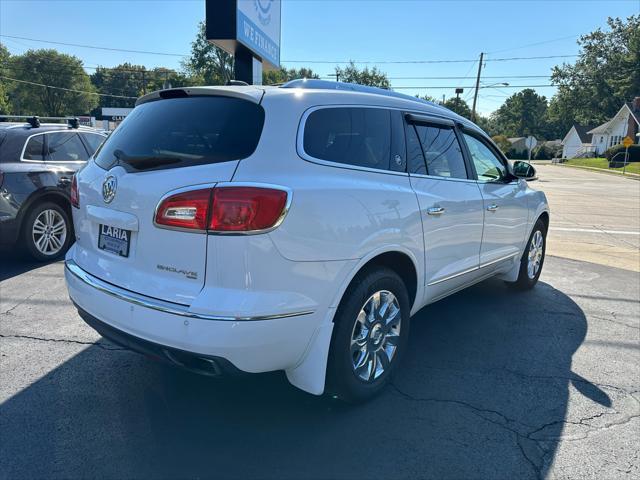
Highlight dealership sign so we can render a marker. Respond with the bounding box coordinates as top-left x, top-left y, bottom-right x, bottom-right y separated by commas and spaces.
206, 0, 281, 69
